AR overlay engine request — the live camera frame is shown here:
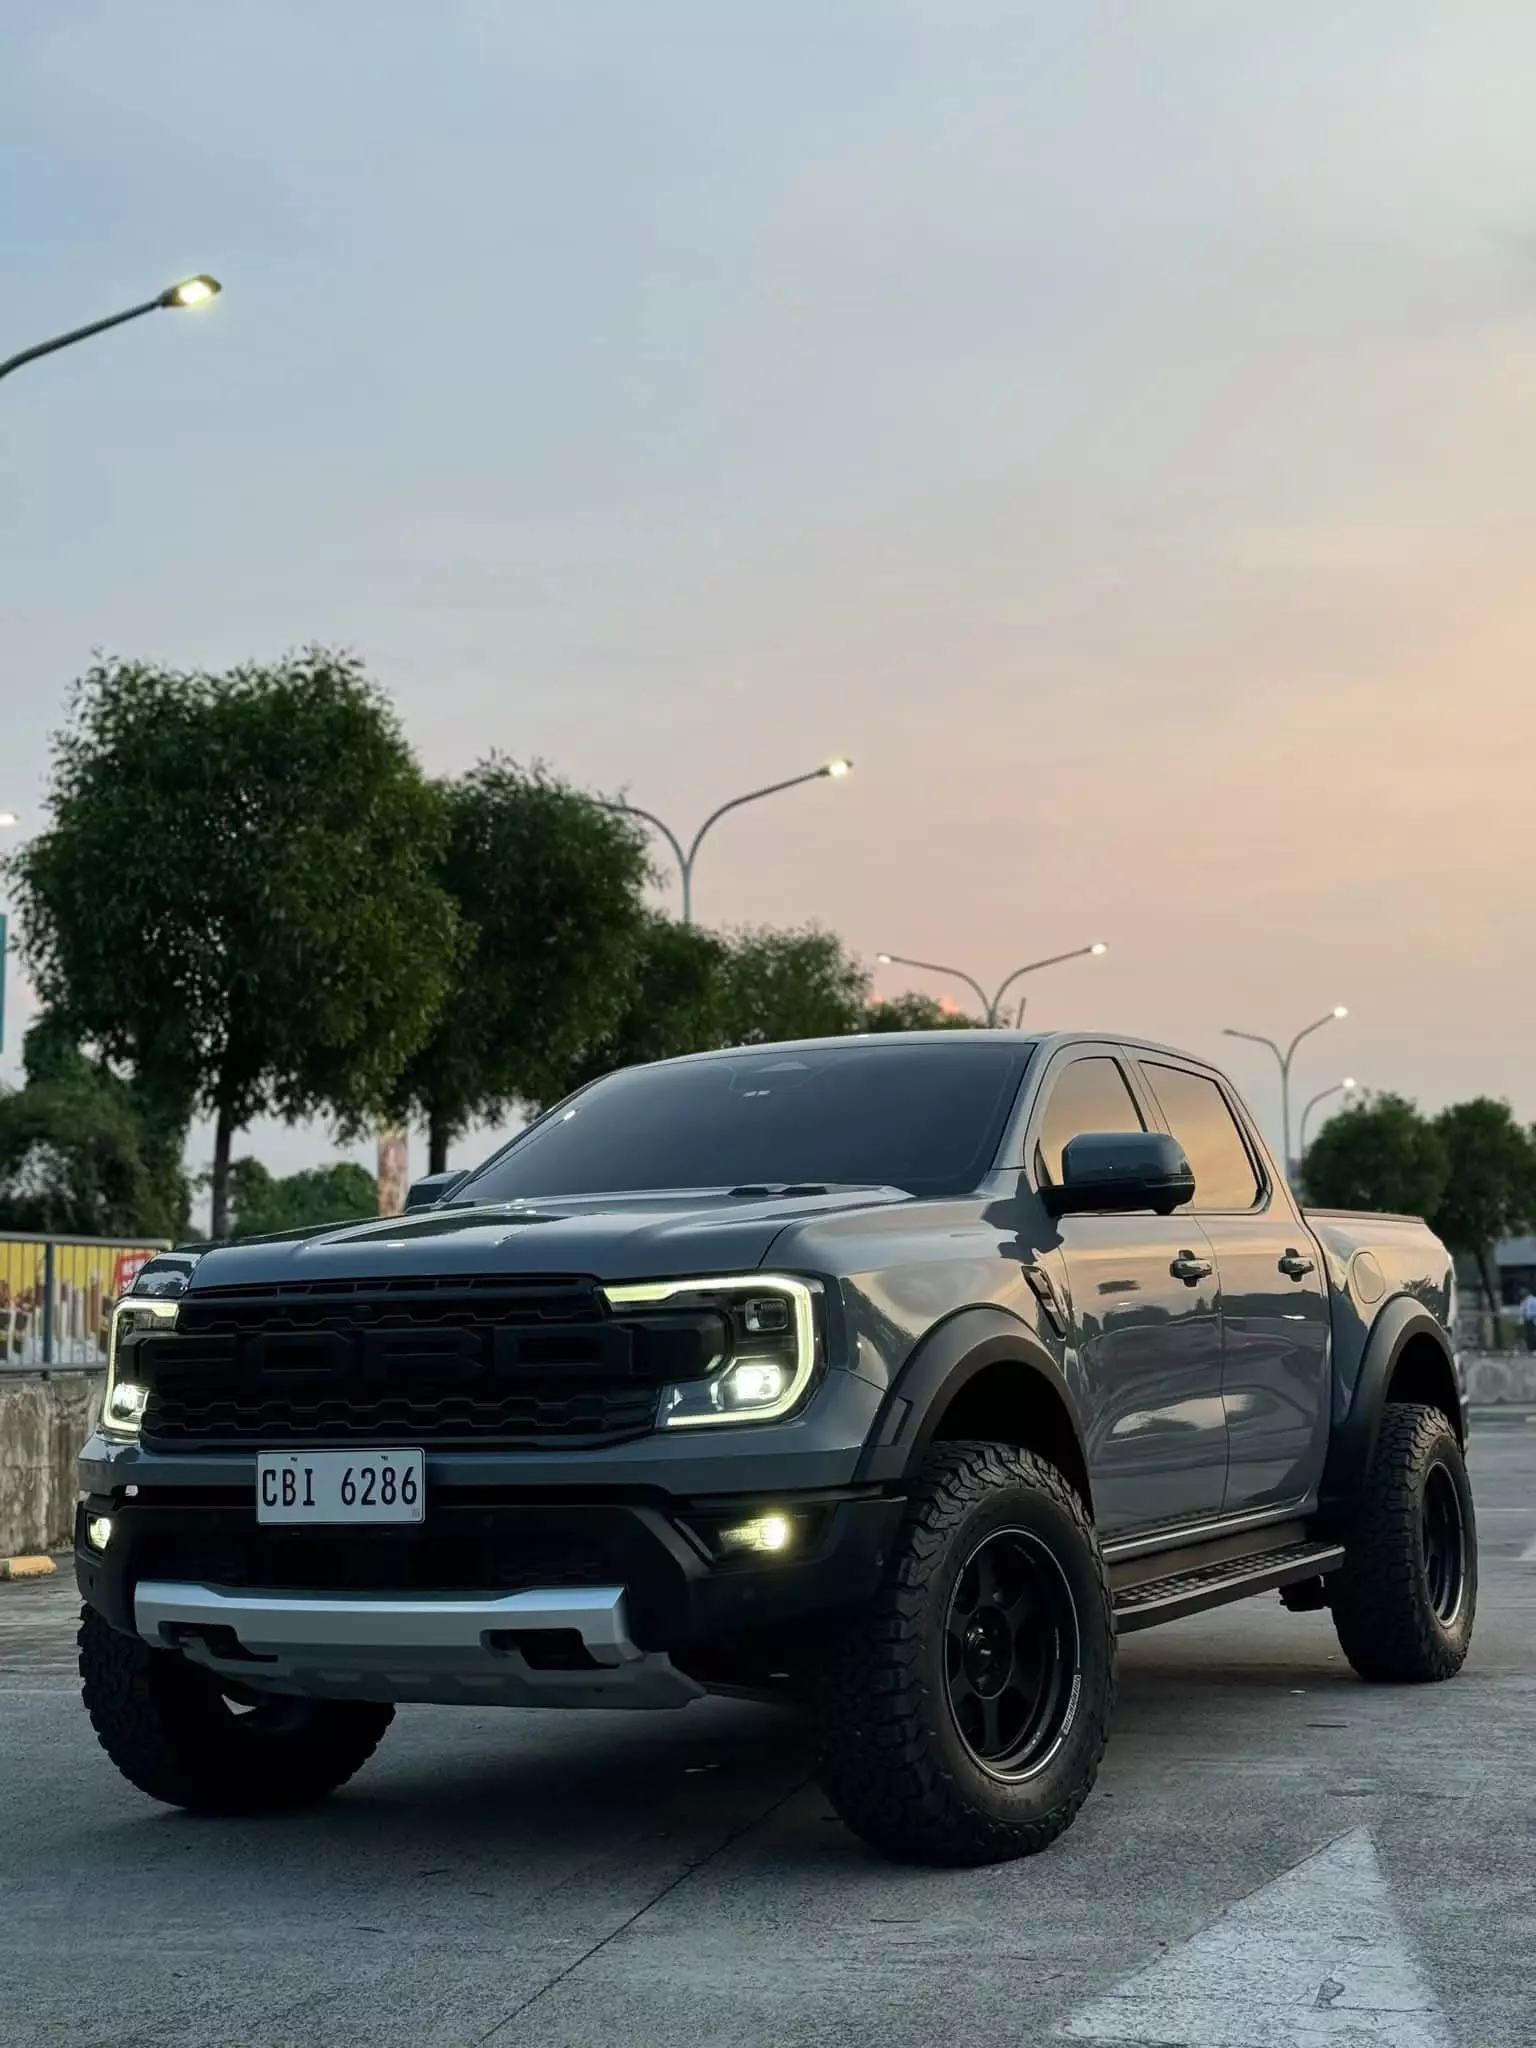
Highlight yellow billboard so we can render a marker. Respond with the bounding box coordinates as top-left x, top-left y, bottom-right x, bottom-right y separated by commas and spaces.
0, 1236, 167, 1369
